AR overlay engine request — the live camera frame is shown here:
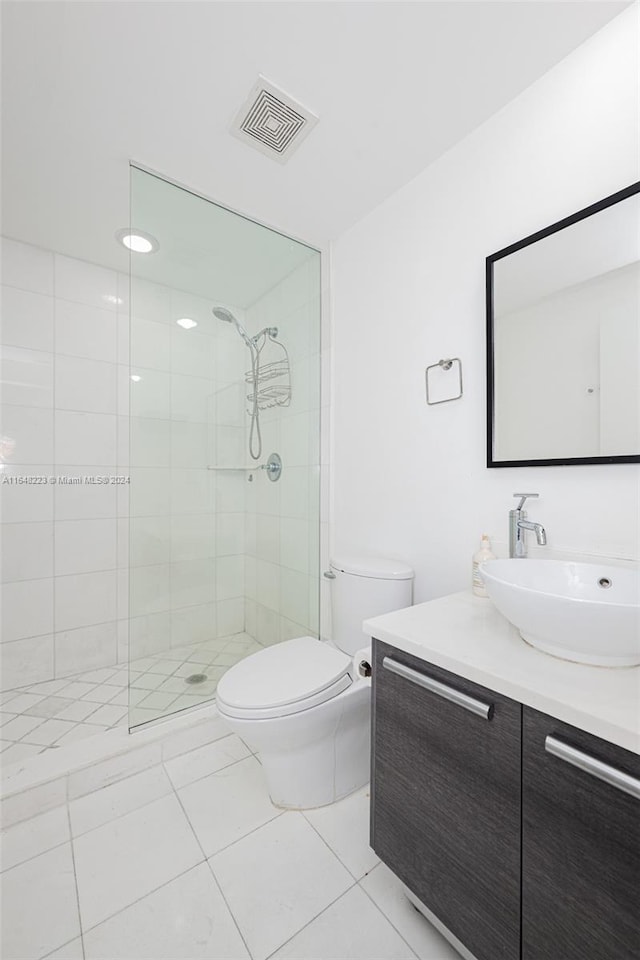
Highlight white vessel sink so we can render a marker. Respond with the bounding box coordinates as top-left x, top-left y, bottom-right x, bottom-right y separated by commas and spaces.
479, 559, 640, 667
